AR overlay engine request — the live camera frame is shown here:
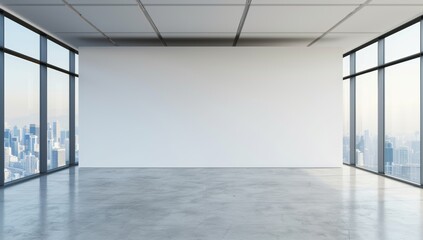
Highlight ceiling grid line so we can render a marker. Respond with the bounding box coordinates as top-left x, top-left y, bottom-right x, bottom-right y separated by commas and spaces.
233, 0, 252, 46
61, 0, 117, 46
135, 0, 167, 46
307, 0, 373, 47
